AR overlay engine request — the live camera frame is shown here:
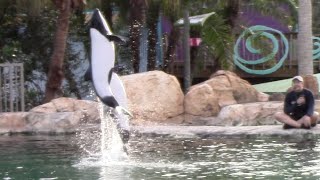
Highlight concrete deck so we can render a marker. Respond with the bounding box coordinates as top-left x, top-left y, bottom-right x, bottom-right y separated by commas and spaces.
2, 125, 320, 137
132, 125, 320, 138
